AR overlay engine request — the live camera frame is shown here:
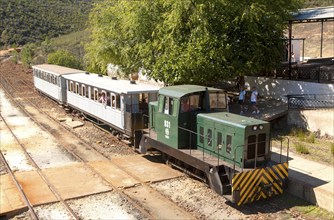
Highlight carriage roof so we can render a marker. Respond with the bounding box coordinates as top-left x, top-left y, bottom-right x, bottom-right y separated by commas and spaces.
159, 85, 223, 99
63, 72, 161, 94
32, 64, 86, 75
